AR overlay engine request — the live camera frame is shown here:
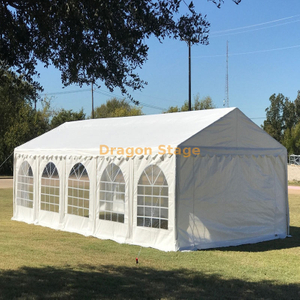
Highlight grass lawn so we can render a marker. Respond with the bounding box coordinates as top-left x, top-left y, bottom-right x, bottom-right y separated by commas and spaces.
0, 188, 299, 299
